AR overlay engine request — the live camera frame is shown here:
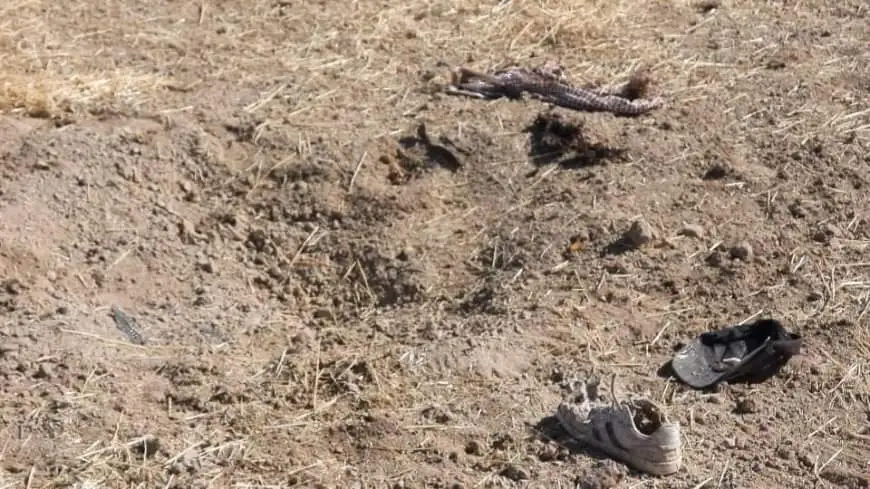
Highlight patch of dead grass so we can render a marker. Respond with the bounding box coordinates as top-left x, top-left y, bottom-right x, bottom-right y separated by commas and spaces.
0, 71, 171, 118
0, 0, 173, 118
